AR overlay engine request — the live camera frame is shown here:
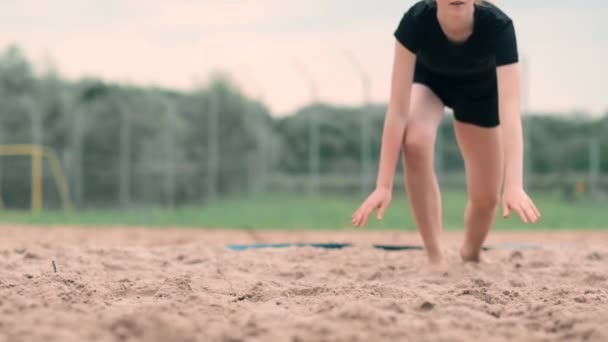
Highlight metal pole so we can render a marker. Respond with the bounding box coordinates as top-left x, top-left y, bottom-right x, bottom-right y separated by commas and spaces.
241, 67, 268, 195
292, 59, 320, 197
0, 125, 4, 208
31, 146, 43, 213
207, 89, 219, 203
245, 103, 256, 197
26, 97, 44, 148
589, 137, 600, 198
238, 88, 256, 197
119, 99, 131, 208
232, 69, 254, 196
344, 51, 372, 195
24, 96, 44, 212
162, 94, 177, 208
63, 90, 84, 209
